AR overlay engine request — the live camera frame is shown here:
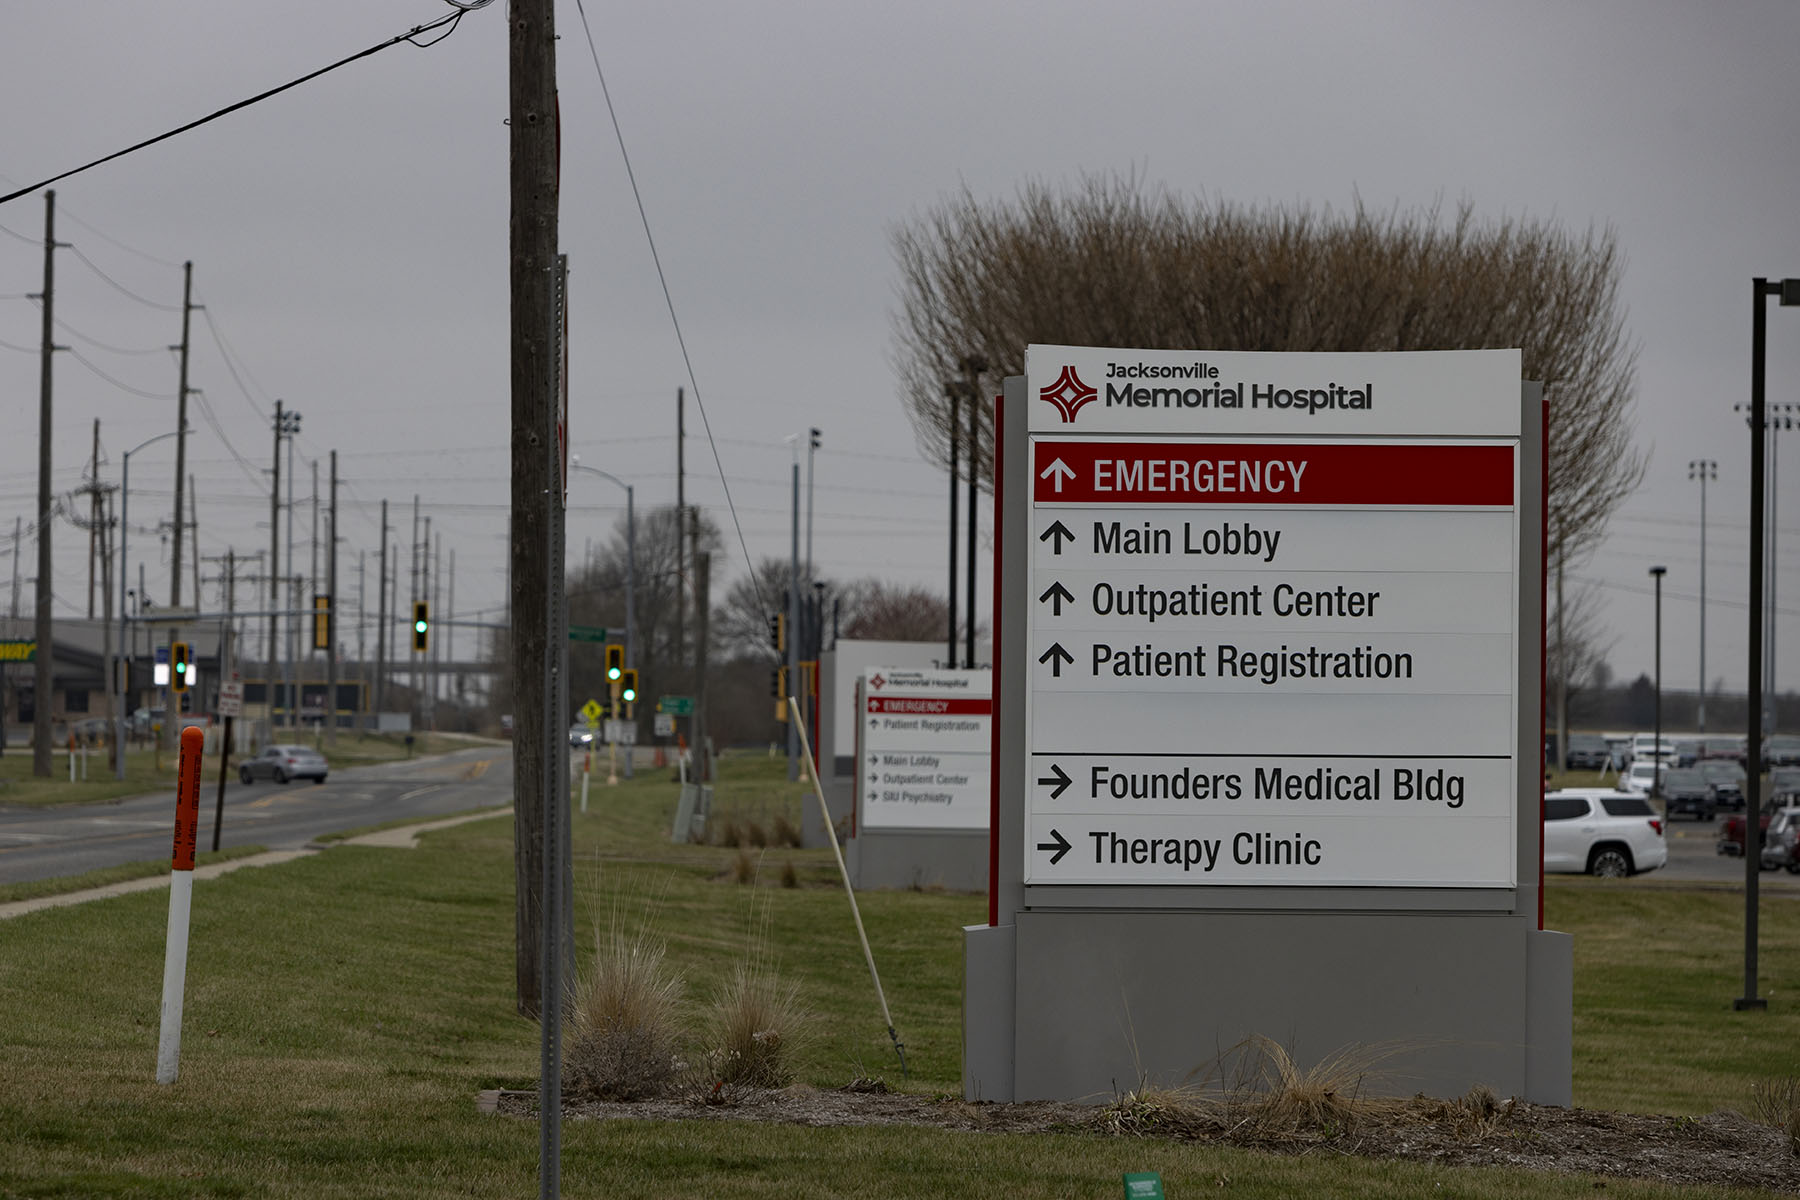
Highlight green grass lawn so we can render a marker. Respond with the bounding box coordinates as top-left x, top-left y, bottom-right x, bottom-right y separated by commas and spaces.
2, 751, 1796, 1197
